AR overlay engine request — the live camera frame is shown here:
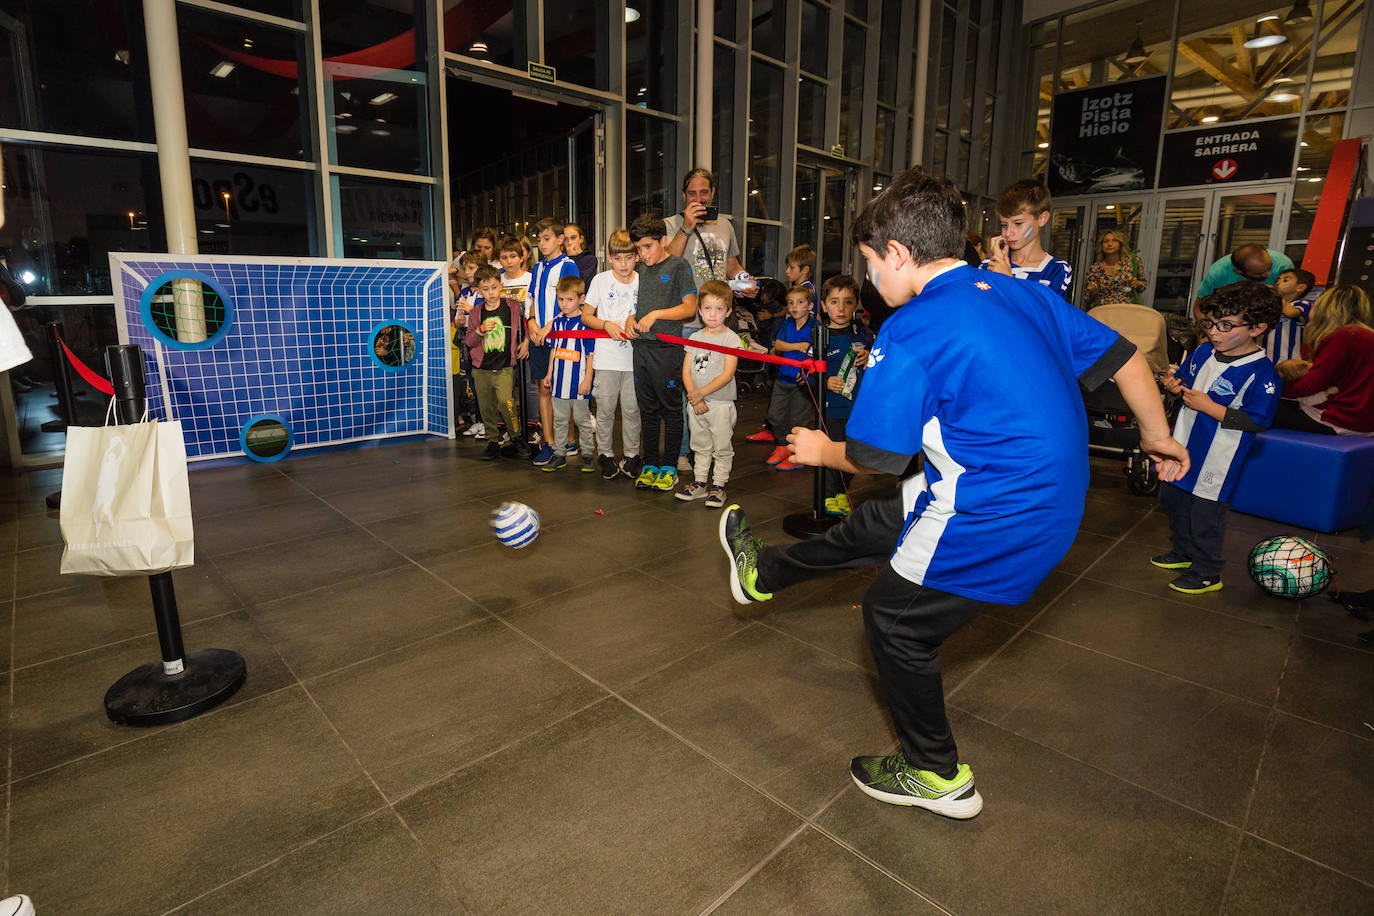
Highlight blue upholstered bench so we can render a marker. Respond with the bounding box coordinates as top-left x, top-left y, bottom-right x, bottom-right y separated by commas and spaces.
1230, 429, 1374, 532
